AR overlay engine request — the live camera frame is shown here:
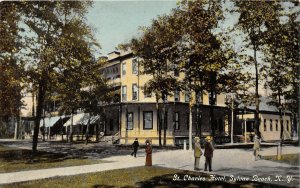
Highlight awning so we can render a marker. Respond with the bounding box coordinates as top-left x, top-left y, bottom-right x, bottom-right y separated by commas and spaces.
40, 116, 61, 128
81, 115, 100, 125
63, 113, 100, 127
90, 116, 99, 124
64, 113, 86, 127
